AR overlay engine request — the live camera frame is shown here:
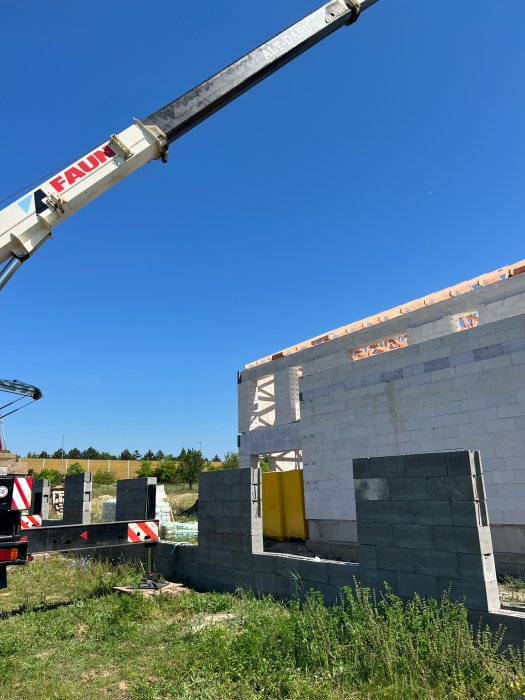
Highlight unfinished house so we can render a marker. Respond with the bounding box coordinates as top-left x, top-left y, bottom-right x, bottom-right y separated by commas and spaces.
238, 260, 525, 570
